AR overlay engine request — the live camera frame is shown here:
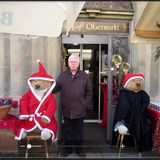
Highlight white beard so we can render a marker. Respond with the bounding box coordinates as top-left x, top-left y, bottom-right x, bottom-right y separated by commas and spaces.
33, 88, 49, 101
